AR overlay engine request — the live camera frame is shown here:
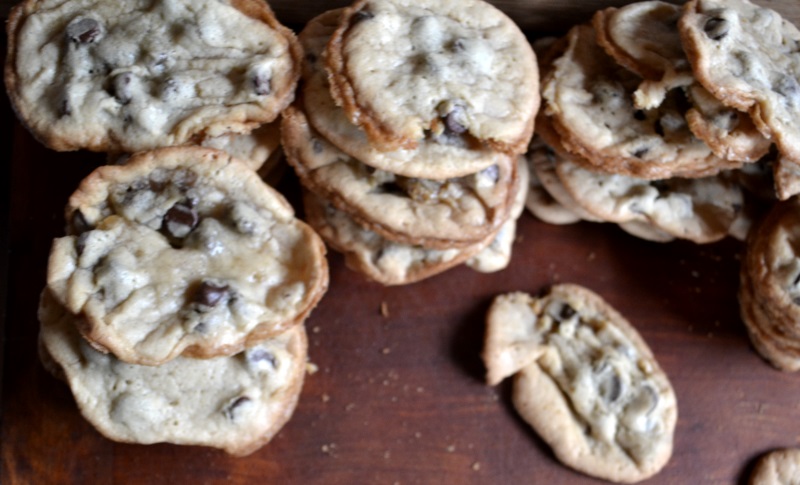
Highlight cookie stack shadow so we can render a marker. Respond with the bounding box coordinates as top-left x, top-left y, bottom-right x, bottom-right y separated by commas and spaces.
281, 5, 539, 286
